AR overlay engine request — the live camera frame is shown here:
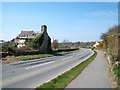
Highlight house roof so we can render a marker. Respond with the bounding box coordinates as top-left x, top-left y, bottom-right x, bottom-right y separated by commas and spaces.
17, 31, 34, 38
